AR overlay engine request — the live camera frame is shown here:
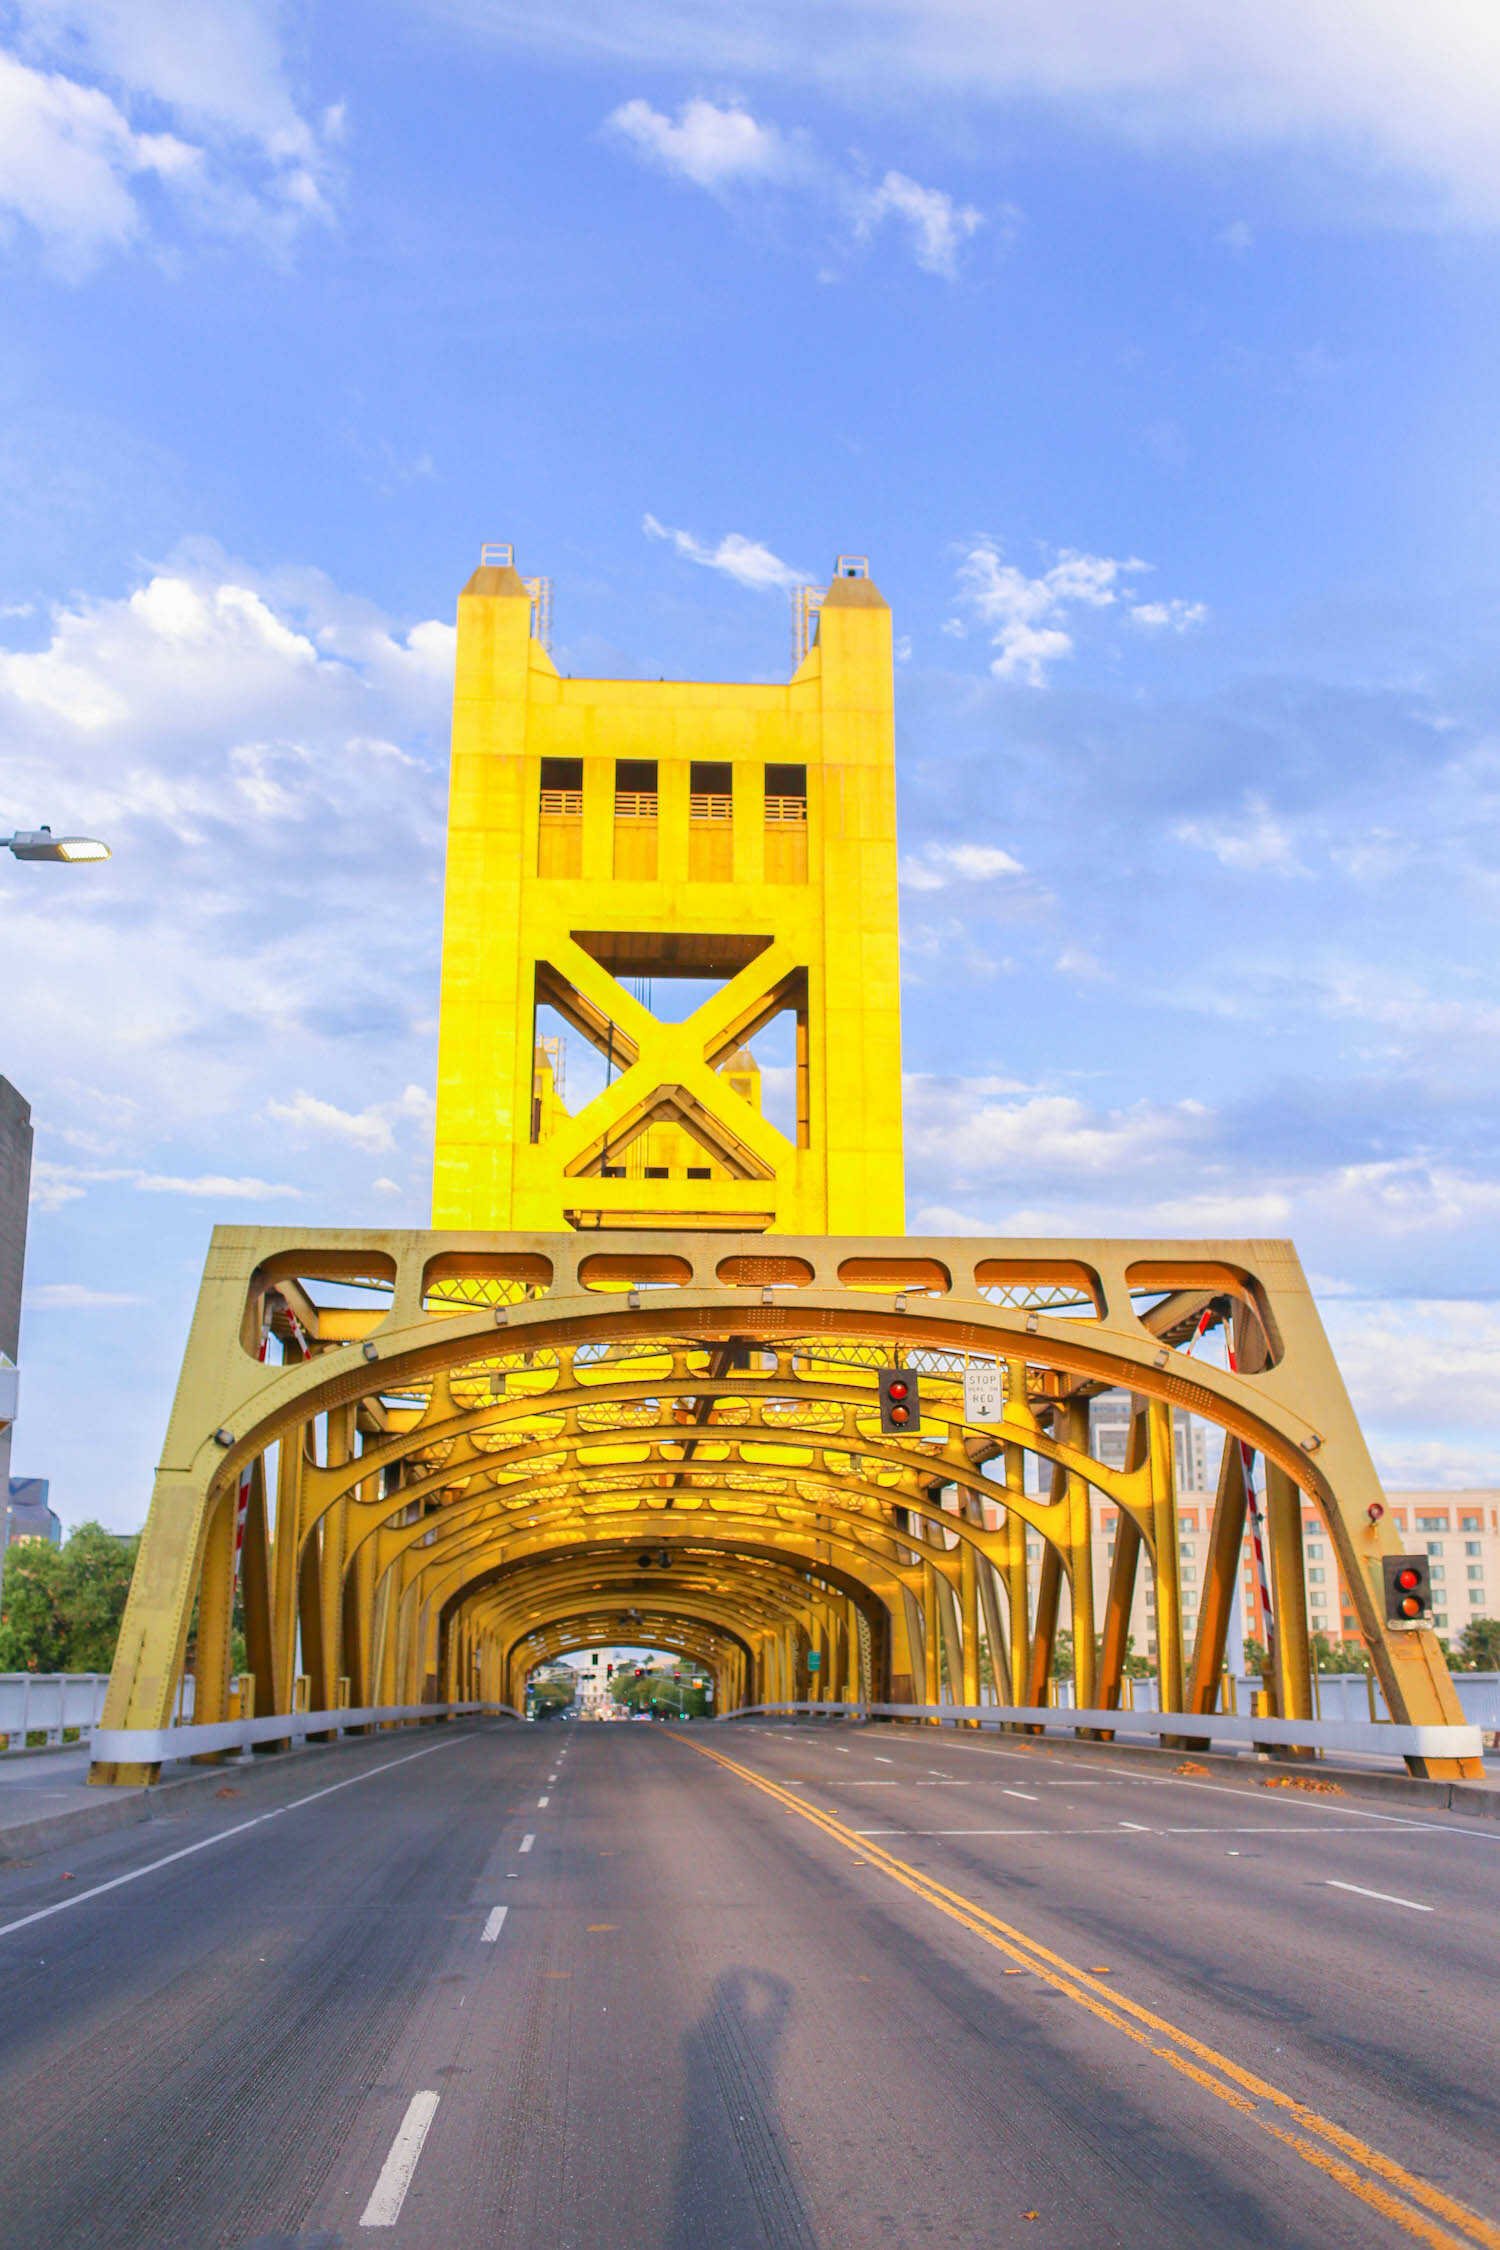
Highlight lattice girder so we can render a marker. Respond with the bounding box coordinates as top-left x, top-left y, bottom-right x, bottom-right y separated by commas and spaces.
91, 1226, 1478, 1784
